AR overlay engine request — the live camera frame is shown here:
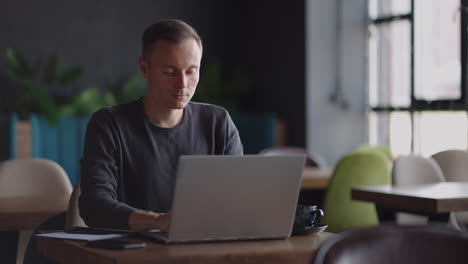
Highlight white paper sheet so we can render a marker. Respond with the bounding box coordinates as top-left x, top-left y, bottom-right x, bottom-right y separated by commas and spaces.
35, 232, 127, 241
